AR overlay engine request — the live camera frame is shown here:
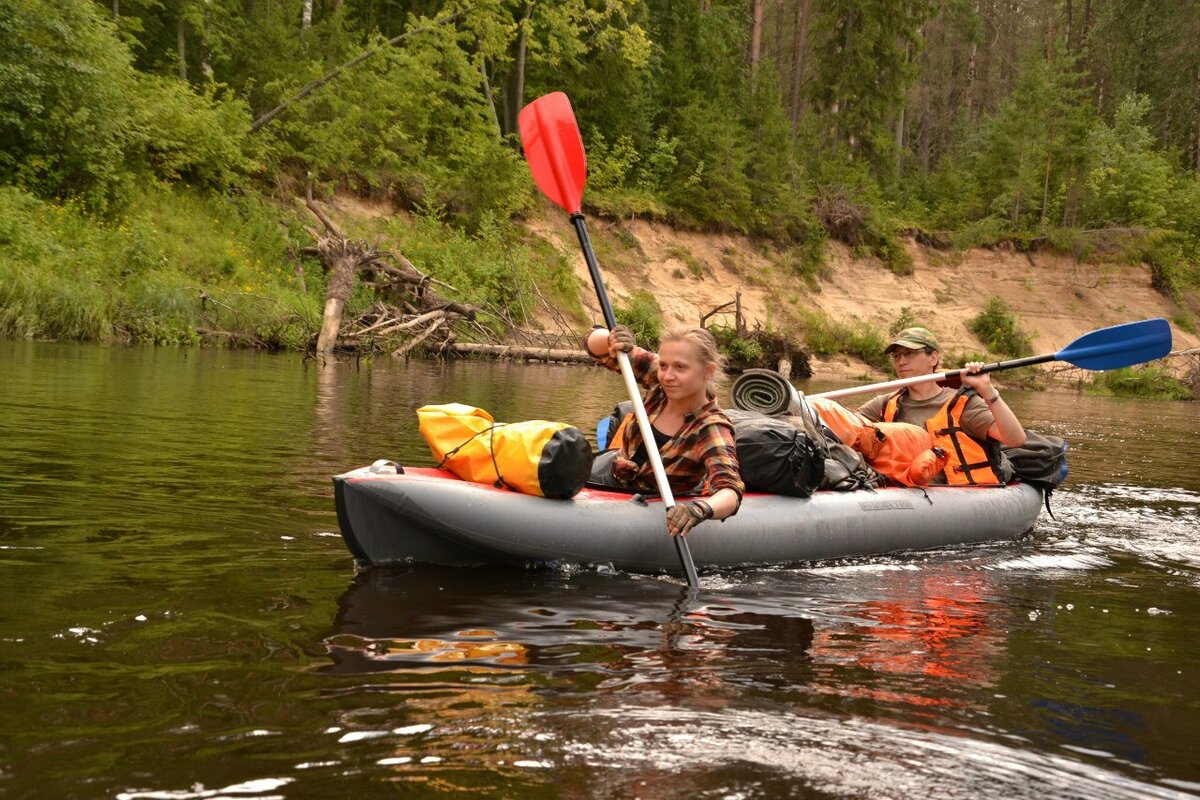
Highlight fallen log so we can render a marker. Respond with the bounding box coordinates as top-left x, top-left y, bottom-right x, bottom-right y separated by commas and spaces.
445, 343, 595, 364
